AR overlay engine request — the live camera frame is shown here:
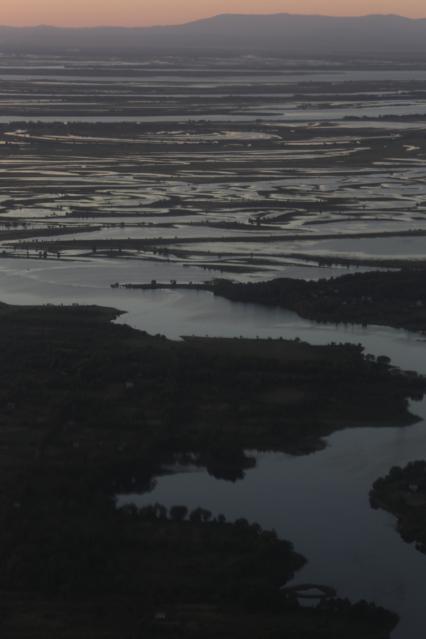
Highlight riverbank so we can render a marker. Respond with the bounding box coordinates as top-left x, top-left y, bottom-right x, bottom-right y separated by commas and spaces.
370, 462, 426, 553
209, 269, 426, 334
0, 300, 405, 637
0, 301, 423, 479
